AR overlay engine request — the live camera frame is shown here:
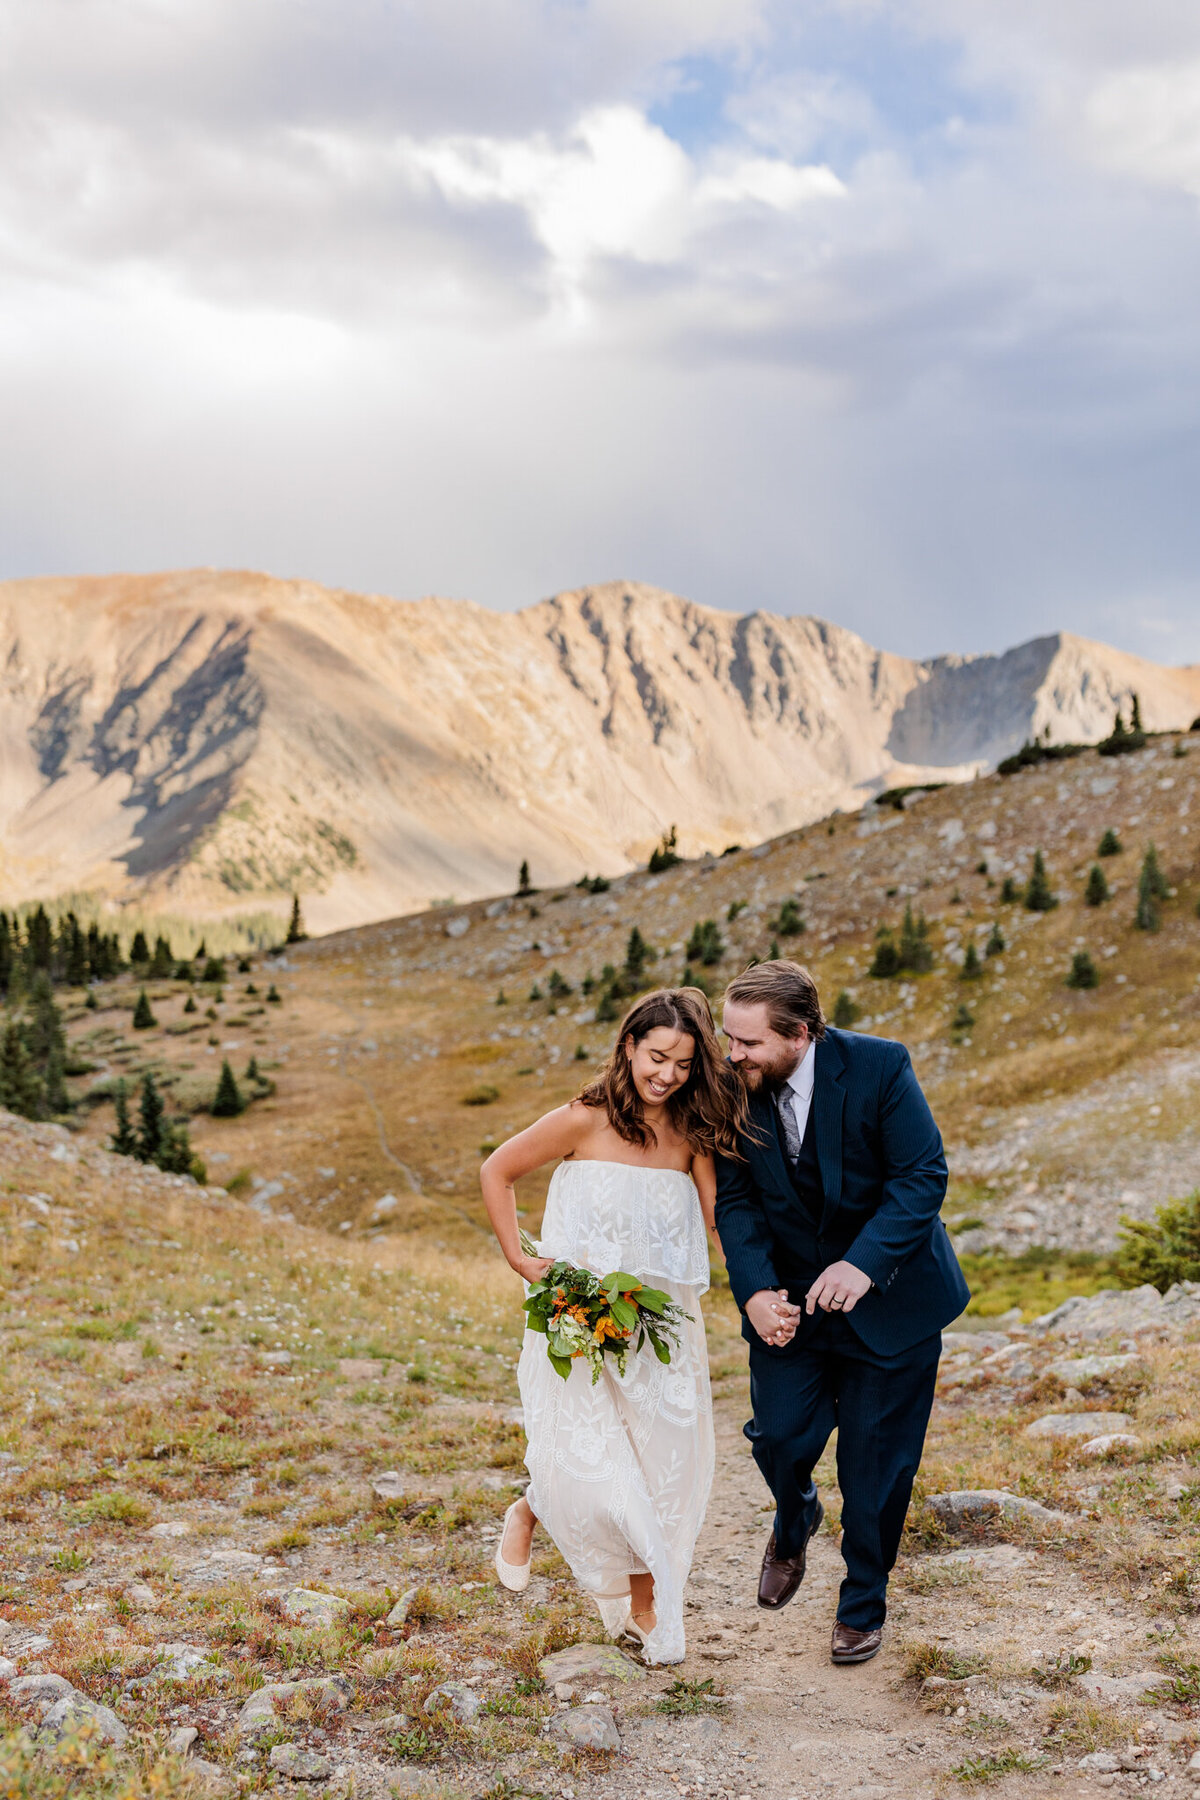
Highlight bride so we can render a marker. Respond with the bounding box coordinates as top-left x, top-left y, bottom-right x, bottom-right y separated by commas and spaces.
480, 987, 749, 1665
